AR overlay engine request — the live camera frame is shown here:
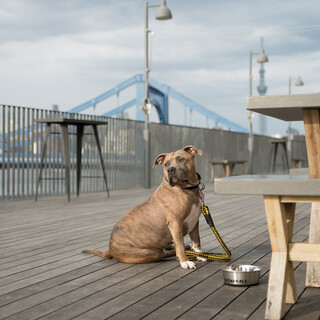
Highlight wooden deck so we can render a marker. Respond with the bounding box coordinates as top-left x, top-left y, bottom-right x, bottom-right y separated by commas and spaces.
0, 186, 319, 320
